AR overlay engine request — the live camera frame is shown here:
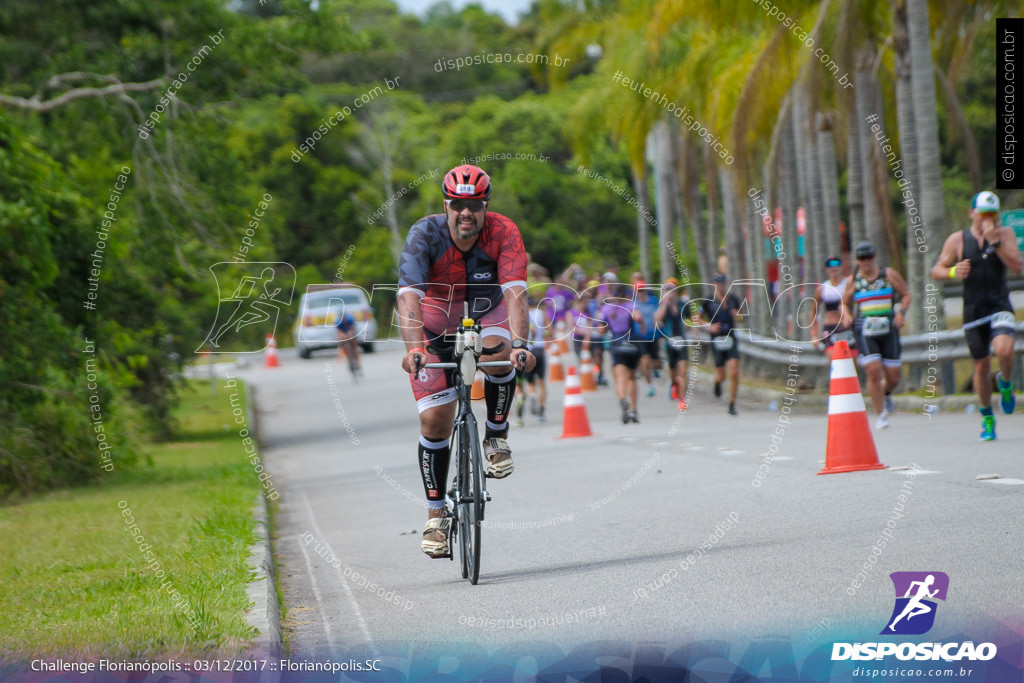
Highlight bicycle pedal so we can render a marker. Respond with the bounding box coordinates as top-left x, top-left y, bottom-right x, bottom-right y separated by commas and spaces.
484, 490, 492, 502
